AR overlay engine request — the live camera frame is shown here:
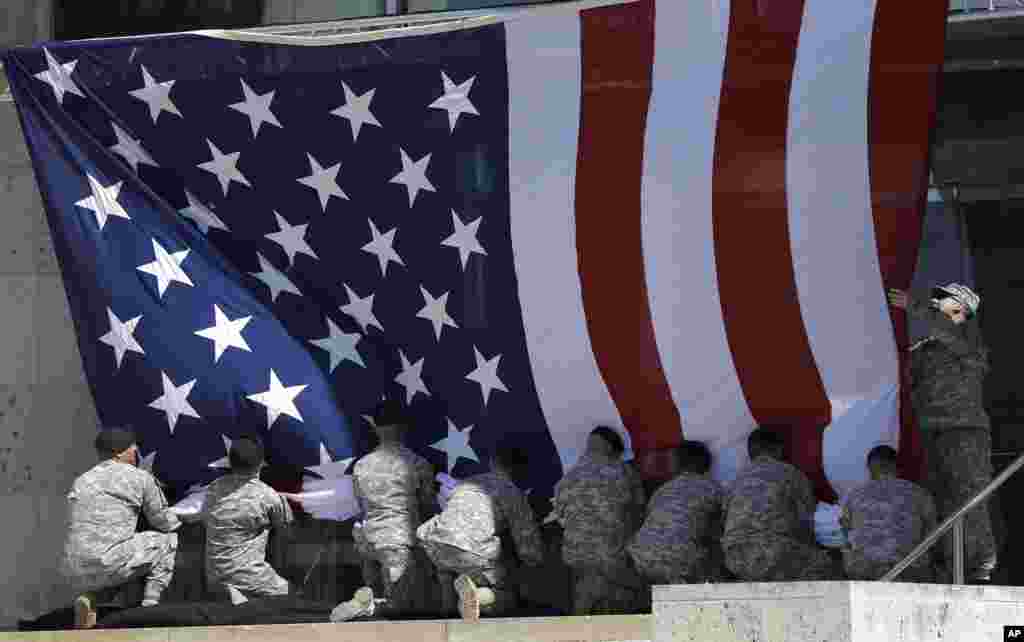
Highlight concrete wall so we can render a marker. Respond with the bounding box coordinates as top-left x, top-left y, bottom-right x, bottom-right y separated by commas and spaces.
0, 0, 52, 50
263, 0, 388, 24
654, 582, 1024, 642
0, 101, 101, 629
5, 615, 653, 642
3, 3, 96, 628
405, 0, 558, 12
